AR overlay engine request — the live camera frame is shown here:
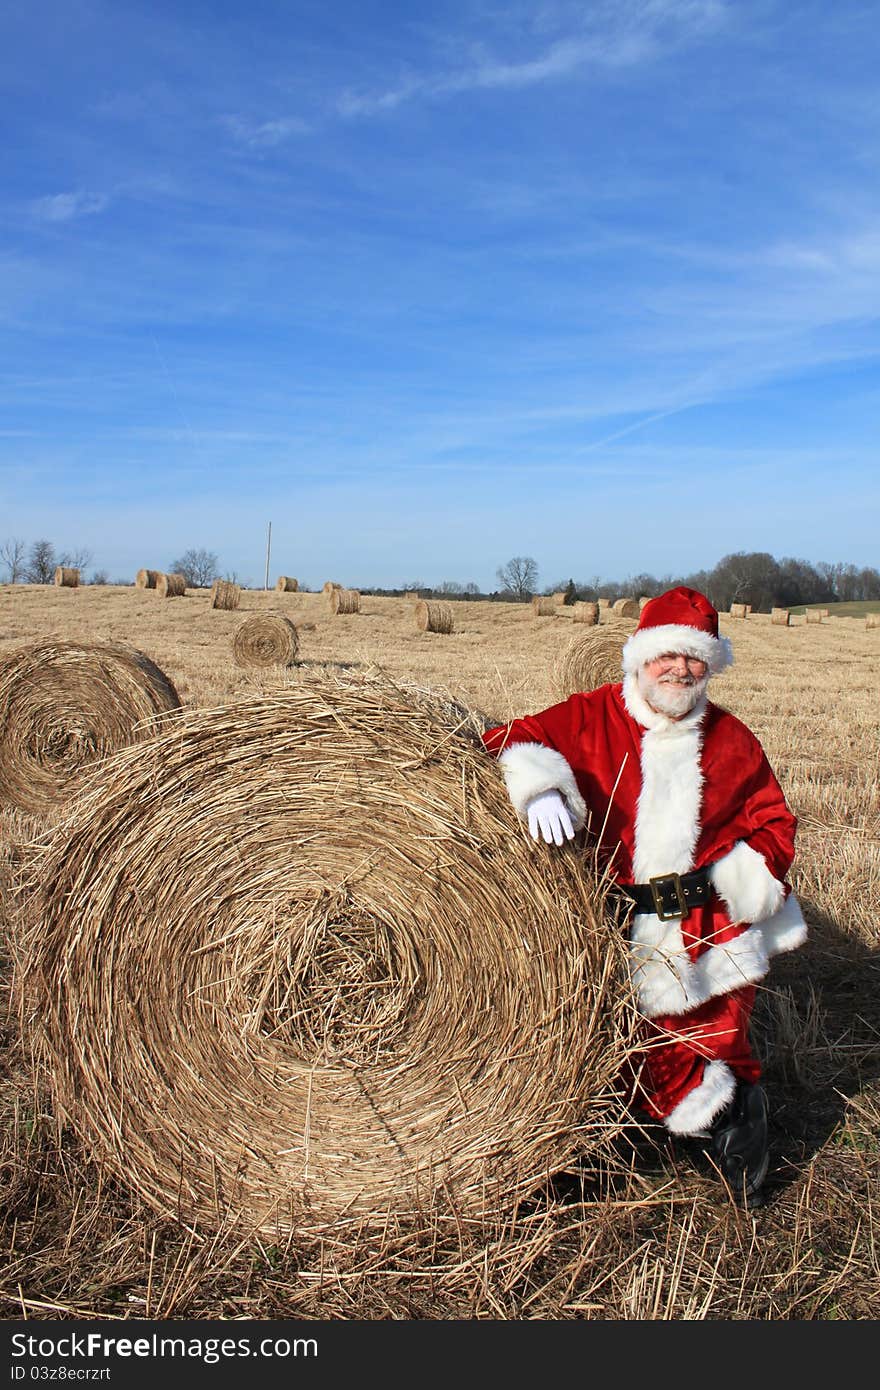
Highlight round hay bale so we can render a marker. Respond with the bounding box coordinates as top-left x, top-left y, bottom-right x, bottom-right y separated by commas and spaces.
415, 601, 454, 634
552, 629, 624, 700
531, 597, 556, 617
729, 603, 748, 619
597, 598, 612, 610
135, 569, 161, 590
14, 672, 628, 1235
866, 613, 879, 630
54, 567, 79, 588
0, 640, 182, 814
612, 598, 639, 619
233, 615, 299, 668
275, 576, 299, 592
572, 601, 599, 626
404, 591, 420, 602
551, 591, 567, 605
771, 607, 790, 627
638, 596, 651, 611
156, 572, 186, 598
211, 580, 241, 611
329, 587, 360, 615
322, 581, 342, 594
805, 609, 823, 624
